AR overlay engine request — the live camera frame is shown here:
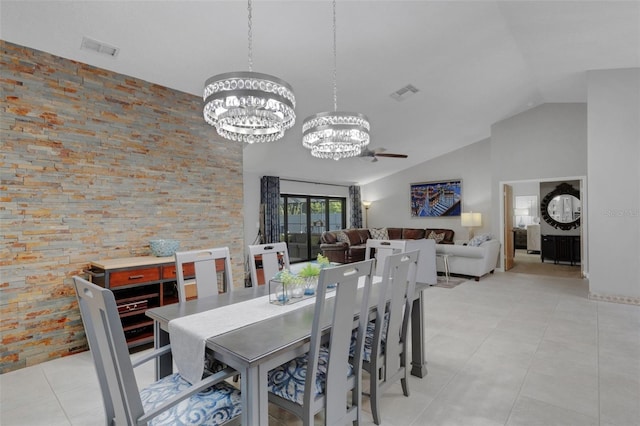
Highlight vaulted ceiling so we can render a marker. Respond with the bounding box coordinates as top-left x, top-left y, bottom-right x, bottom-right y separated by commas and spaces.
2, 1, 638, 185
